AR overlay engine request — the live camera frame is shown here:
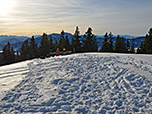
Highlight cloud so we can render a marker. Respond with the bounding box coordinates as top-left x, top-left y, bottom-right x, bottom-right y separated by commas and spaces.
0, 0, 152, 36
